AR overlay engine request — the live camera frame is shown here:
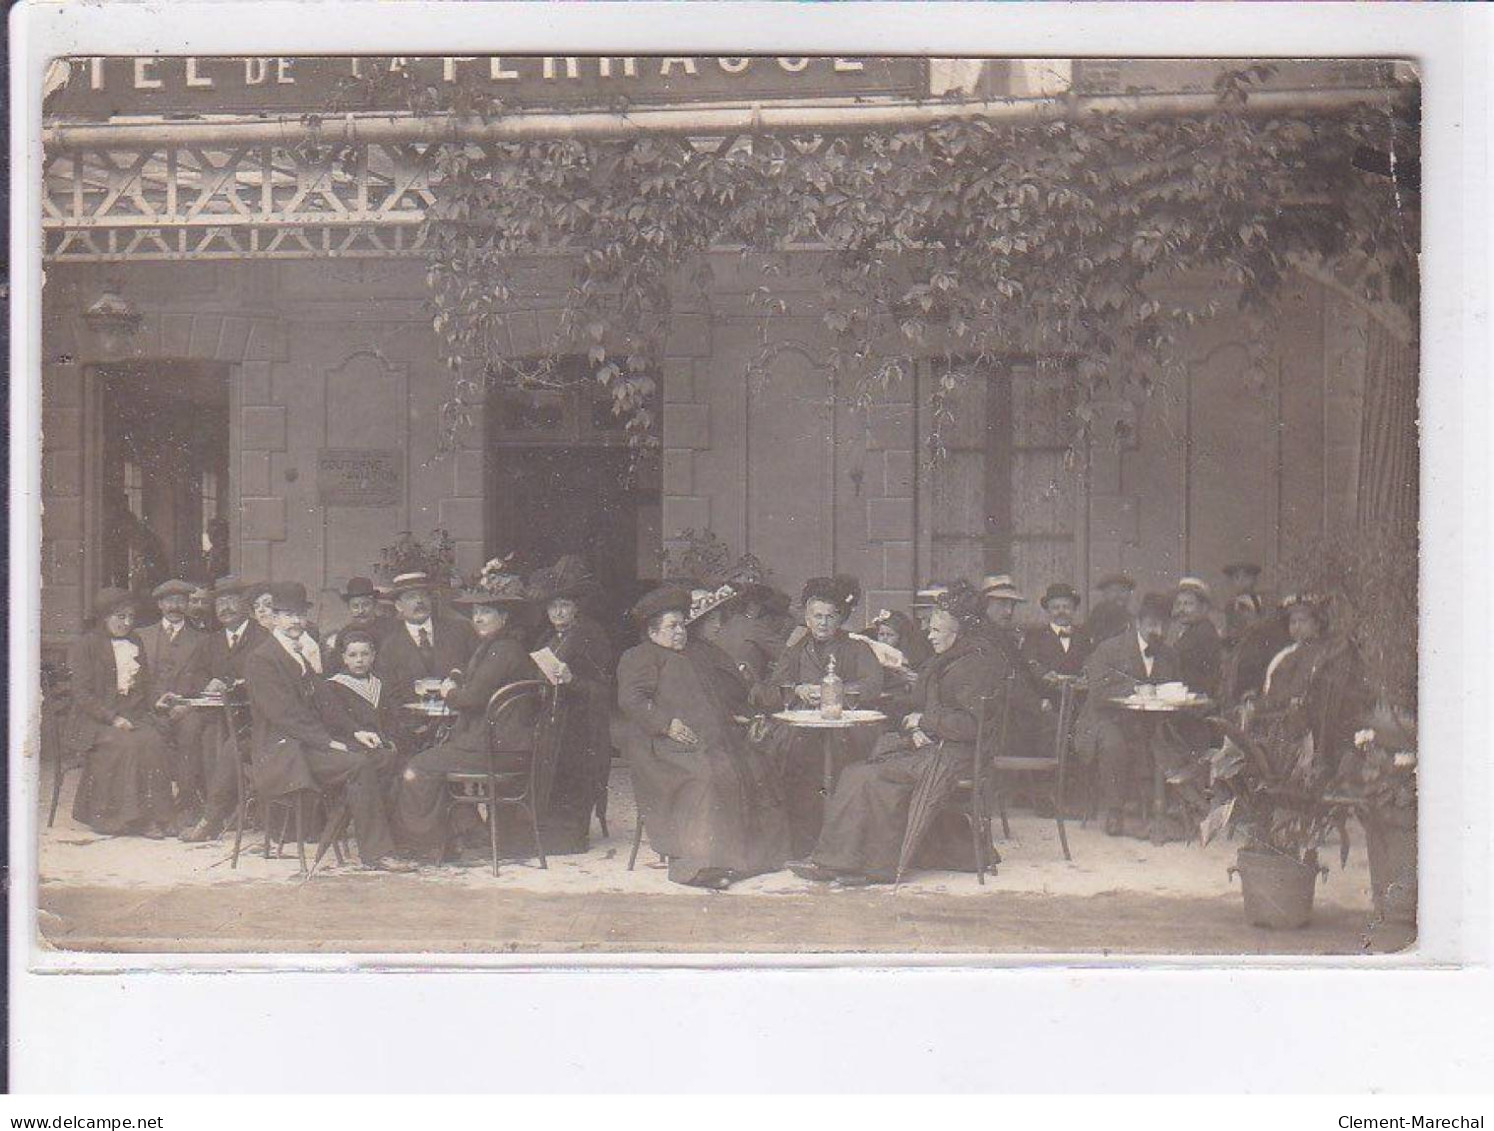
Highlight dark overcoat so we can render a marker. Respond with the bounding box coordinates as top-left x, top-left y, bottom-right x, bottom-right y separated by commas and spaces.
374, 613, 479, 709
617, 638, 790, 884
243, 634, 339, 798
